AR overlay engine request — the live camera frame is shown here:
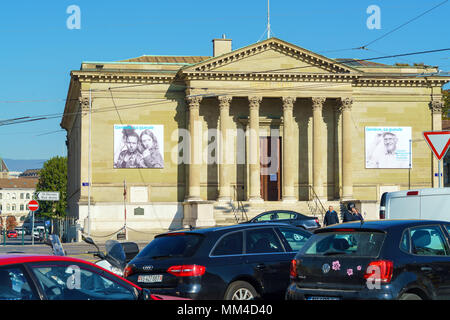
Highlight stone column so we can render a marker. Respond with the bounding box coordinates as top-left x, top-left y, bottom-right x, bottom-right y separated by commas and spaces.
340, 97, 353, 199
218, 96, 232, 201
430, 99, 443, 187
312, 97, 326, 200
248, 96, 263, 202
186, 96, 203, 201
282, 96, 296, 202
79, 95, 91, 203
